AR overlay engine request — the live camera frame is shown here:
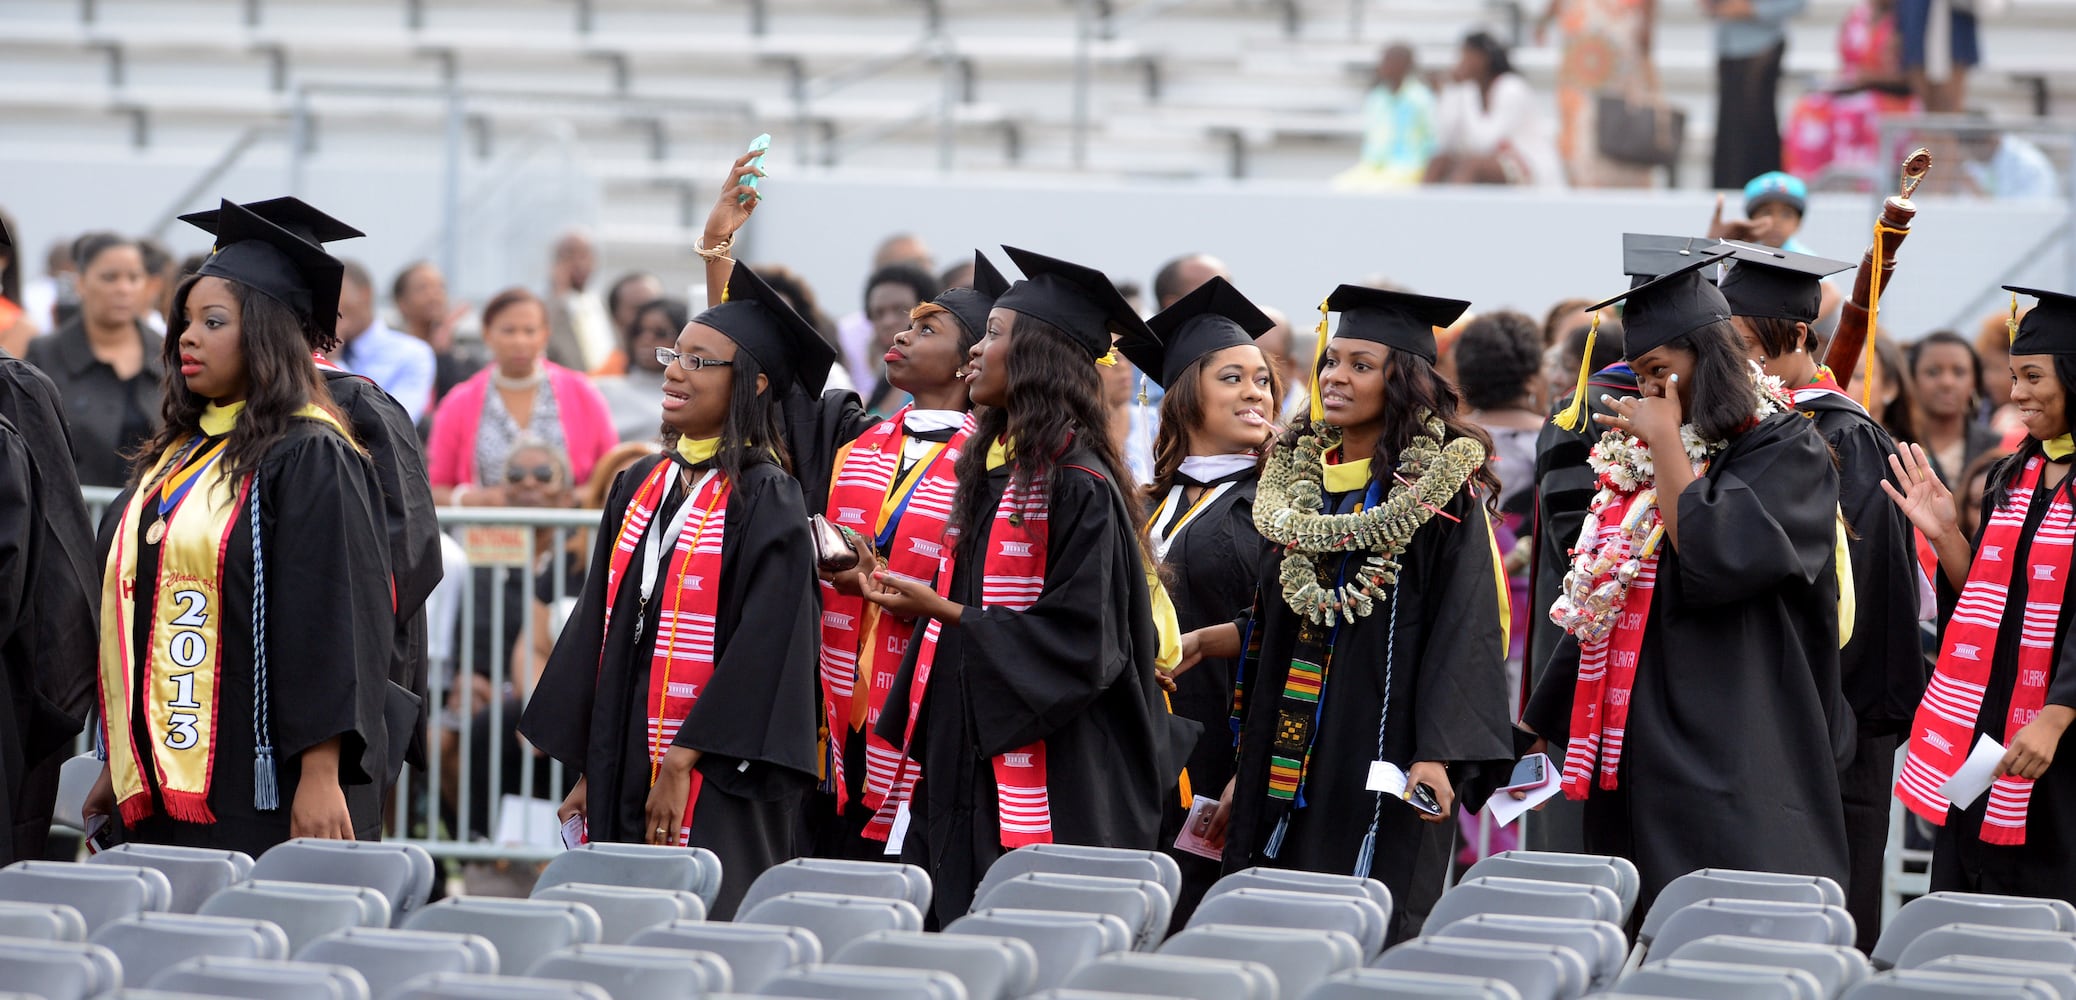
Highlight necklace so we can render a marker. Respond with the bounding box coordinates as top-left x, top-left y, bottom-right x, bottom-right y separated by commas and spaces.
492, 366, 545, 391
1255, 413, 1485, 624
